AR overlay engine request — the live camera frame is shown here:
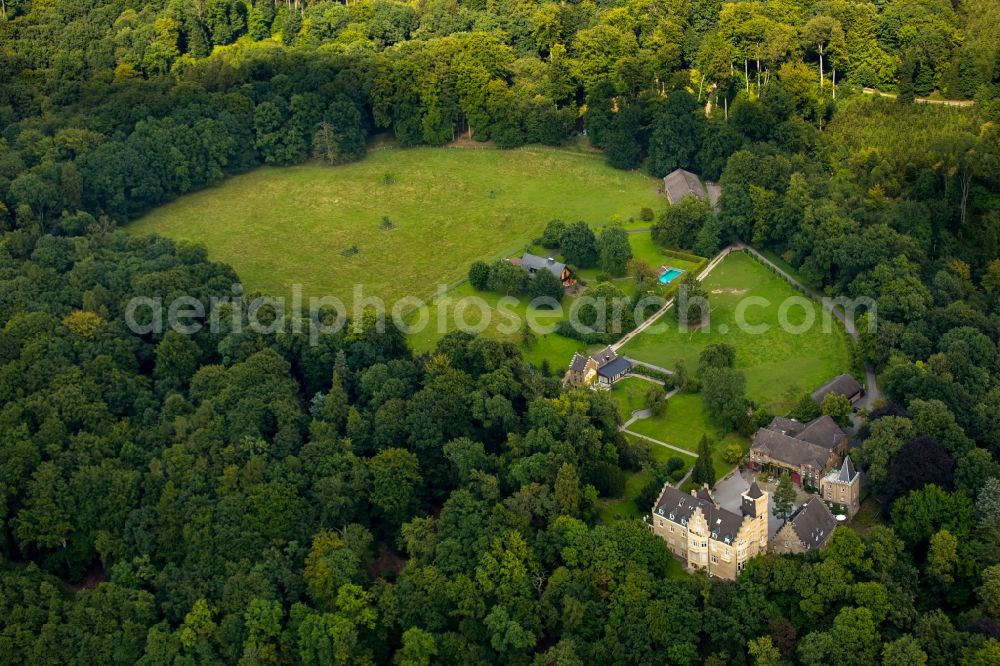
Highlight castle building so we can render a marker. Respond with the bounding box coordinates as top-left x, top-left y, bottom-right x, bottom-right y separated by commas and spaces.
651, 481, 769, 580
819, 455, 861, 516
749, 415, 848, 488
771, 496, 838, 555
